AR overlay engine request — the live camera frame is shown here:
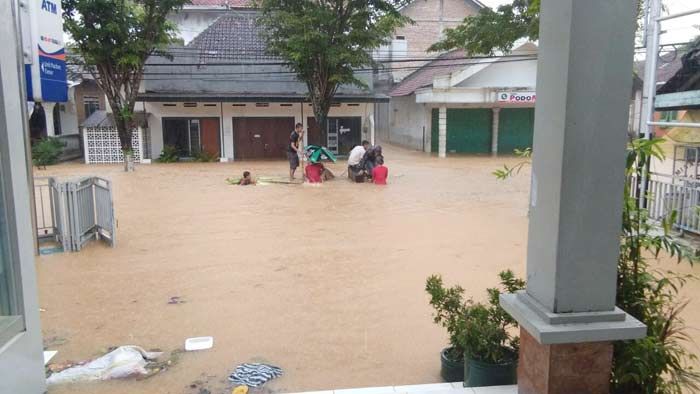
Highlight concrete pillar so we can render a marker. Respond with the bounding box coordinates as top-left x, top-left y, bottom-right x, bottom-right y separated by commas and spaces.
491, 107, 500, 155
438, 106, 446, 158
500, 1, 646, 392
43, 102, 56, 137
